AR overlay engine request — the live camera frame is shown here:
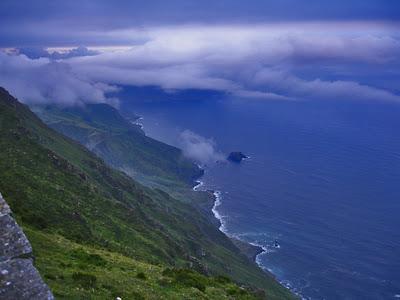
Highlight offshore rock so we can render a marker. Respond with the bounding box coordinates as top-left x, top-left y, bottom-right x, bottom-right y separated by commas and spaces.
227, 152, 248, 163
